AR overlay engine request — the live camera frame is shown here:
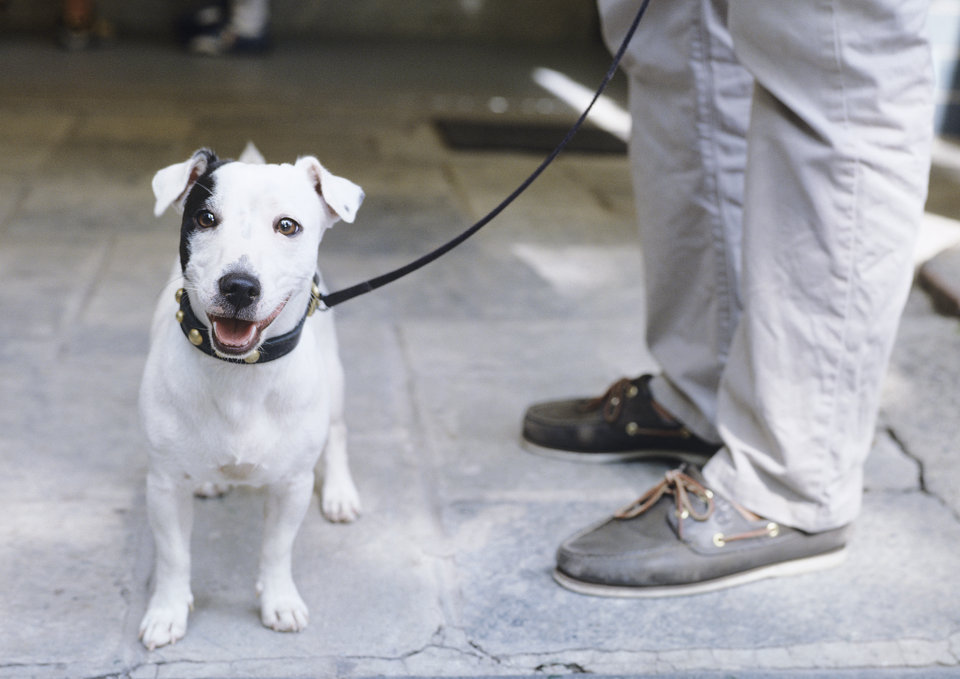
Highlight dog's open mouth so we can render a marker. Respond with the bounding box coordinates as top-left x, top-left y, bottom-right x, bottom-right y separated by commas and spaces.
208, 299, 288, 357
